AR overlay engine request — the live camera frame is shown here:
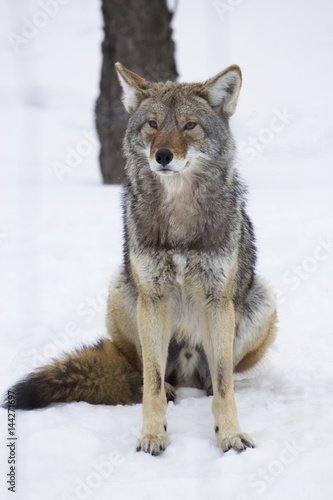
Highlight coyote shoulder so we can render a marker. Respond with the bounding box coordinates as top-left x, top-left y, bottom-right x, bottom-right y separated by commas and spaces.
5, 63, 277, 456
